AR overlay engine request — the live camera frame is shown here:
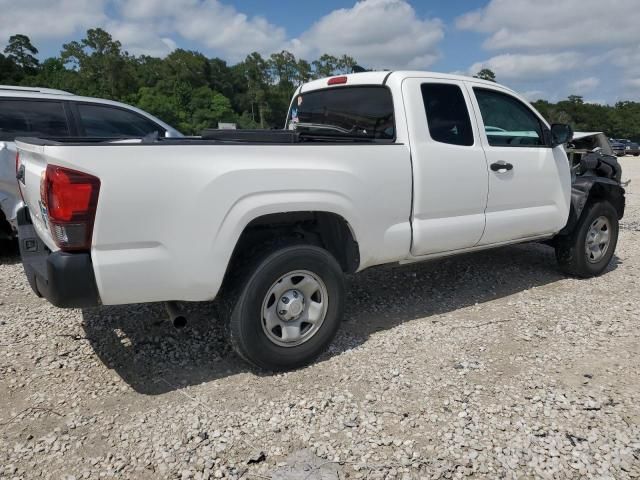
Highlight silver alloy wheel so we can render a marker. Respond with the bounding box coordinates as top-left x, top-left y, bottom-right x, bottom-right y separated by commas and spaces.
261, 270, 329, 347
585, 215, 611, 263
